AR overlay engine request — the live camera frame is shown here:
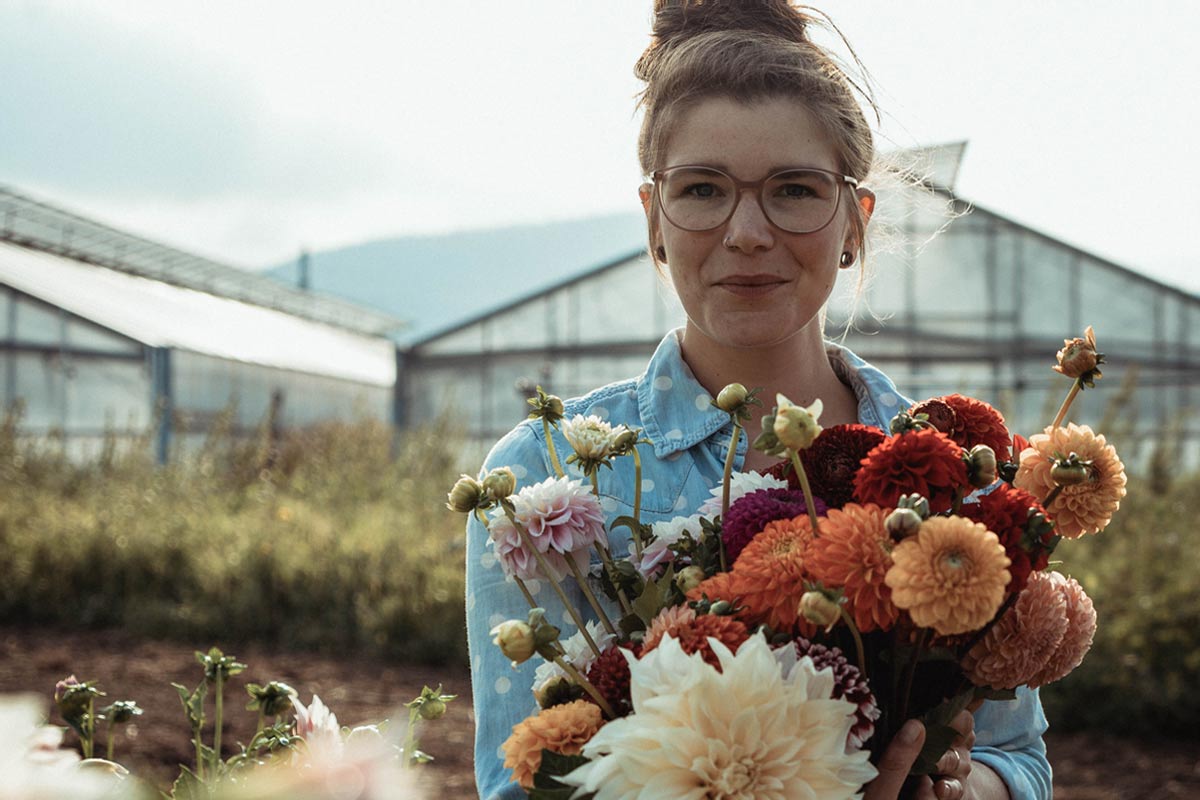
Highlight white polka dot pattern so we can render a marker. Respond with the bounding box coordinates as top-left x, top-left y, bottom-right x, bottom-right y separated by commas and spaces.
494, 677, 511, 695
694, 393, 711, 411
488, 613, 506, 630
879, 392, 898, 406
674, 495, 689, 510
510, 464, 528, 479
641, 479, 655, 492
466, 593, 476, 611
593, 406, 609, 419
653, 375, 673, 391
666, 428, 683, 440
480, 551, 497, 570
